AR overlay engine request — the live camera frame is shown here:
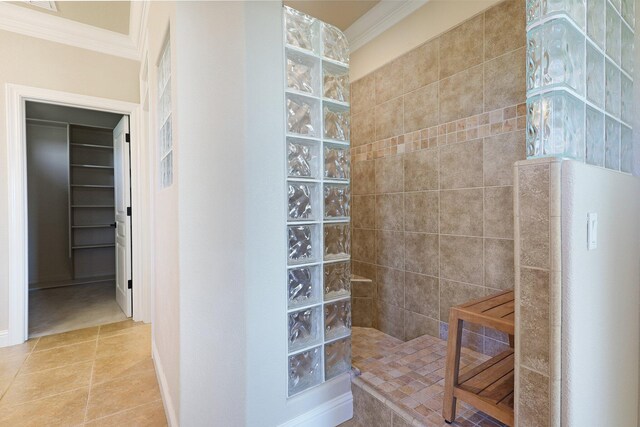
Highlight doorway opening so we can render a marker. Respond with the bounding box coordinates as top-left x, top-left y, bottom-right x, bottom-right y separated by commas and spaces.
25, 101, 133, 338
